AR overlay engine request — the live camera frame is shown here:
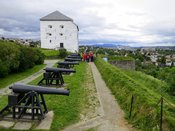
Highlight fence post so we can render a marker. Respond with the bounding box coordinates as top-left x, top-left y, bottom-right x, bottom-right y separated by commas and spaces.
129, 95, 134, 118
160, 97, 163, 131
